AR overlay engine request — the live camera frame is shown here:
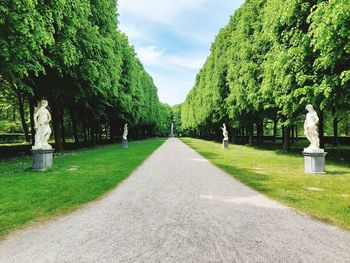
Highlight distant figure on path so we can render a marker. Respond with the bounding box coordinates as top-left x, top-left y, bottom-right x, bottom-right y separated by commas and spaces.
123, 124, 128, 140
222, 123, 229, 141
304, 104, 320, 151
32, 100, 52, 150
